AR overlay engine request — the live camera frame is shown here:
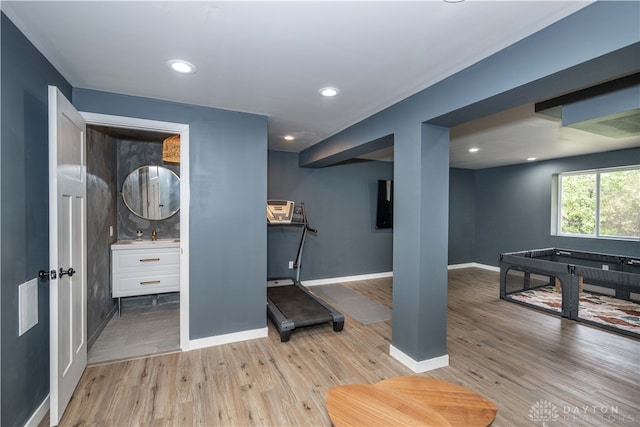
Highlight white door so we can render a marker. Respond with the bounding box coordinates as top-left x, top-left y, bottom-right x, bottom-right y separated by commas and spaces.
48, 86, 87, 426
